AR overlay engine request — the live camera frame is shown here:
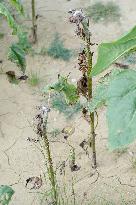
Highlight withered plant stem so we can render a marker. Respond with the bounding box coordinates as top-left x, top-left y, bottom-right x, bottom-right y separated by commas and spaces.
31, 0, 37, 43
82, 19, 97, 168
42, 111, 58, 204
86, 41, 97, 168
